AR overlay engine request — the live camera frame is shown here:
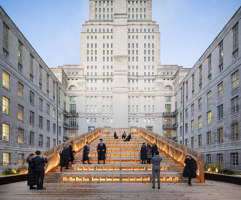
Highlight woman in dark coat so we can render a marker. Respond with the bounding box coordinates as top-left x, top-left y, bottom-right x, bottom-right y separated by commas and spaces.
97, 139, 106, 164
140, 143, 147, 164
152, 143, 158, 157
83, 142, 91, 164
183, 155, 197, 185
60, 146, 70, 172
114, 132, 118, 139
26, 153, 37, 189
146, 143, 152, 164
69, 142, 75, 164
